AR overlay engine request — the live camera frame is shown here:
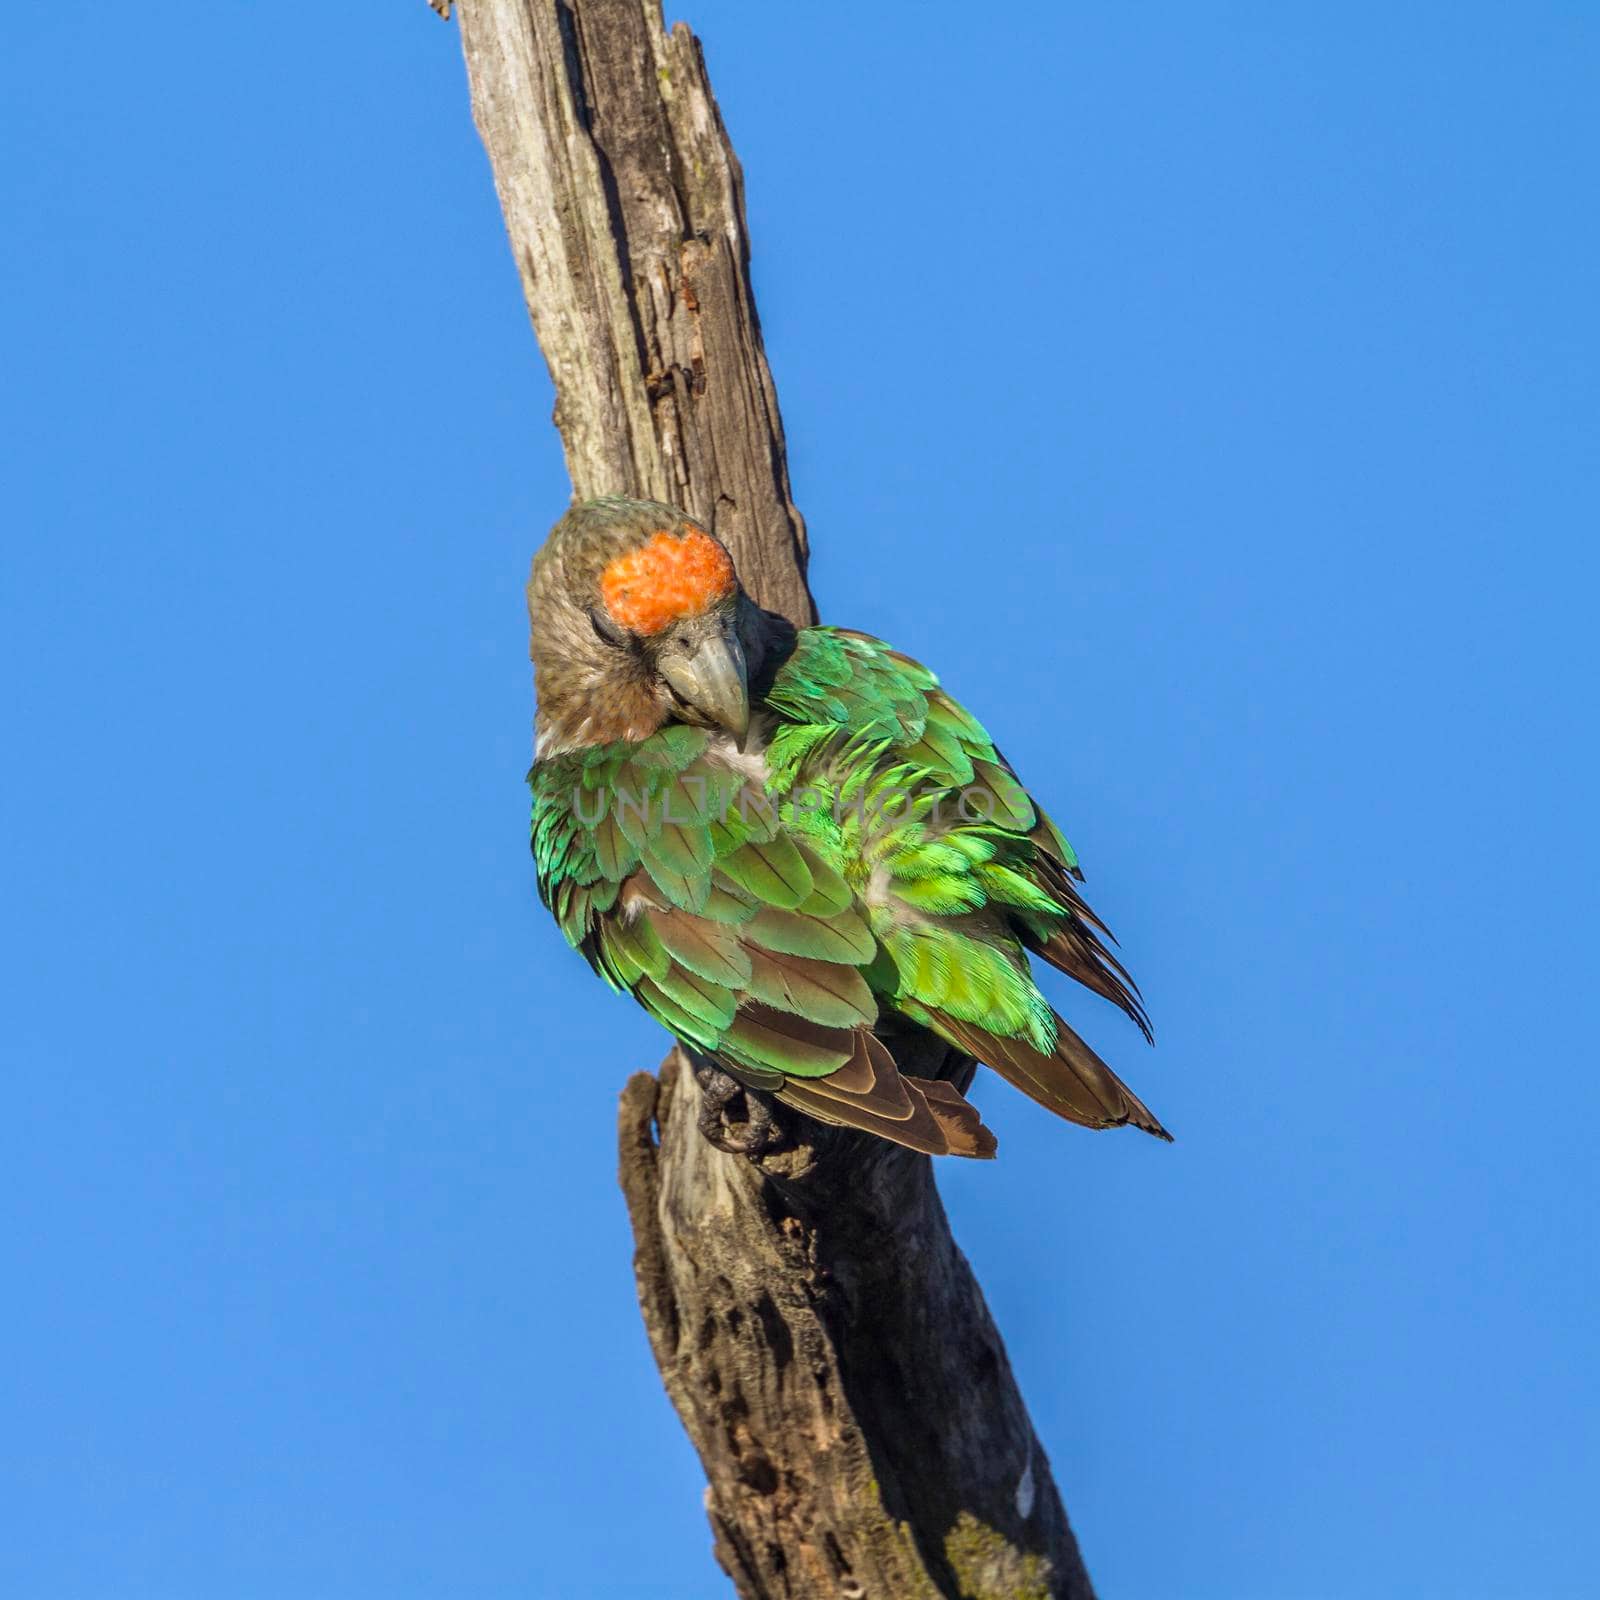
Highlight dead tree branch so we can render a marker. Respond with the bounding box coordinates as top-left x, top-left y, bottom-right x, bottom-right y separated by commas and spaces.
450, 3, 1097, 1593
